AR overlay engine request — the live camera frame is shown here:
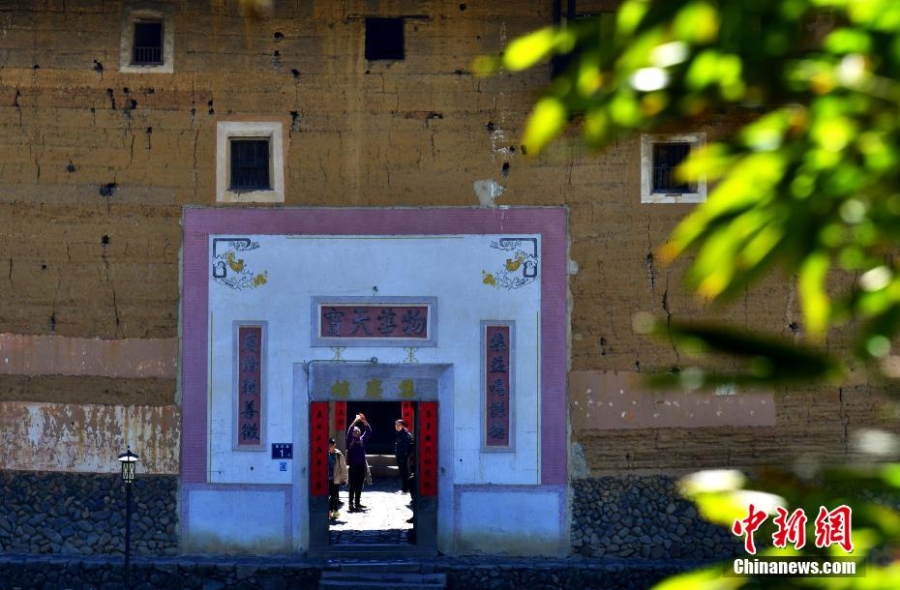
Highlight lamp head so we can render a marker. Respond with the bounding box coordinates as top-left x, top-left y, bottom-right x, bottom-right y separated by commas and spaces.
117, 447, 139, 483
